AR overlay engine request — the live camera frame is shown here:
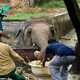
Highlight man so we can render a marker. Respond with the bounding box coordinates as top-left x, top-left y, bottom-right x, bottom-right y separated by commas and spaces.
0, 10, 11, 39
42, 38, 76, 80
0, 34, 28, 80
